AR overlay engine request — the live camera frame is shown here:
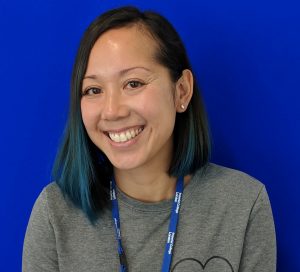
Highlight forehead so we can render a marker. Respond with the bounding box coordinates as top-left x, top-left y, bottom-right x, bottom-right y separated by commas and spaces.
85, 25, 160, 74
